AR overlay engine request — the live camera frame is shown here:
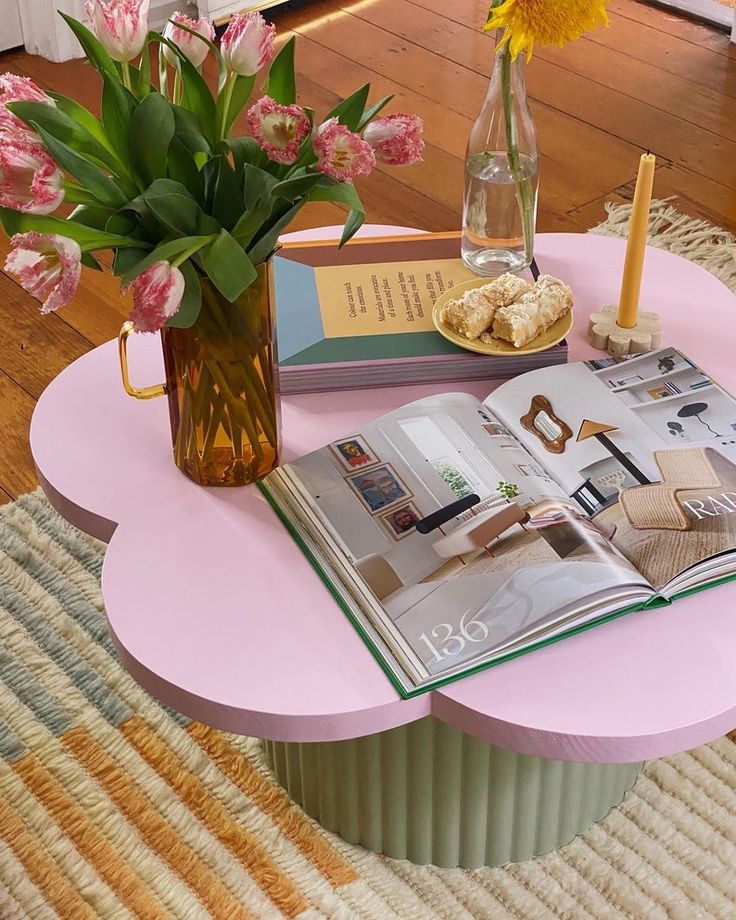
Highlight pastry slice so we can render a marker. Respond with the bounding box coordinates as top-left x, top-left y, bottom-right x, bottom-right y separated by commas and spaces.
441, 287, 498, 339
441, 274, 535, 339
490, 275, 573, 348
